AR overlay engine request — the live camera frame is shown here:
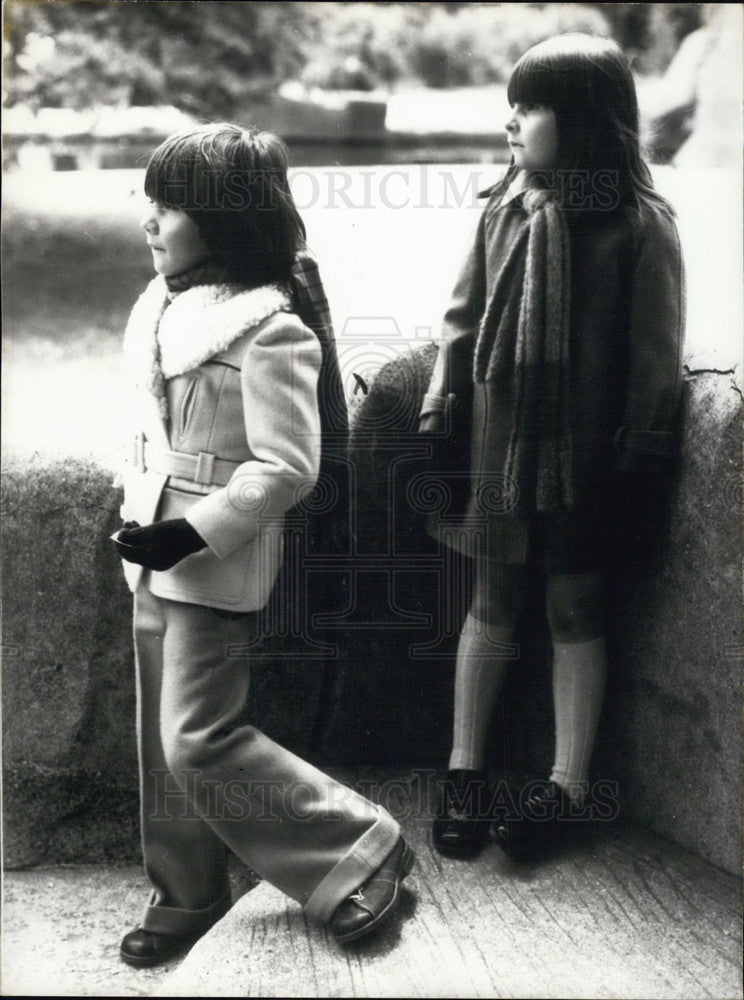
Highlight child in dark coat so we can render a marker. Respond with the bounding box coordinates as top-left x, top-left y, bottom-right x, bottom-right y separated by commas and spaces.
420, 34, 685, 860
